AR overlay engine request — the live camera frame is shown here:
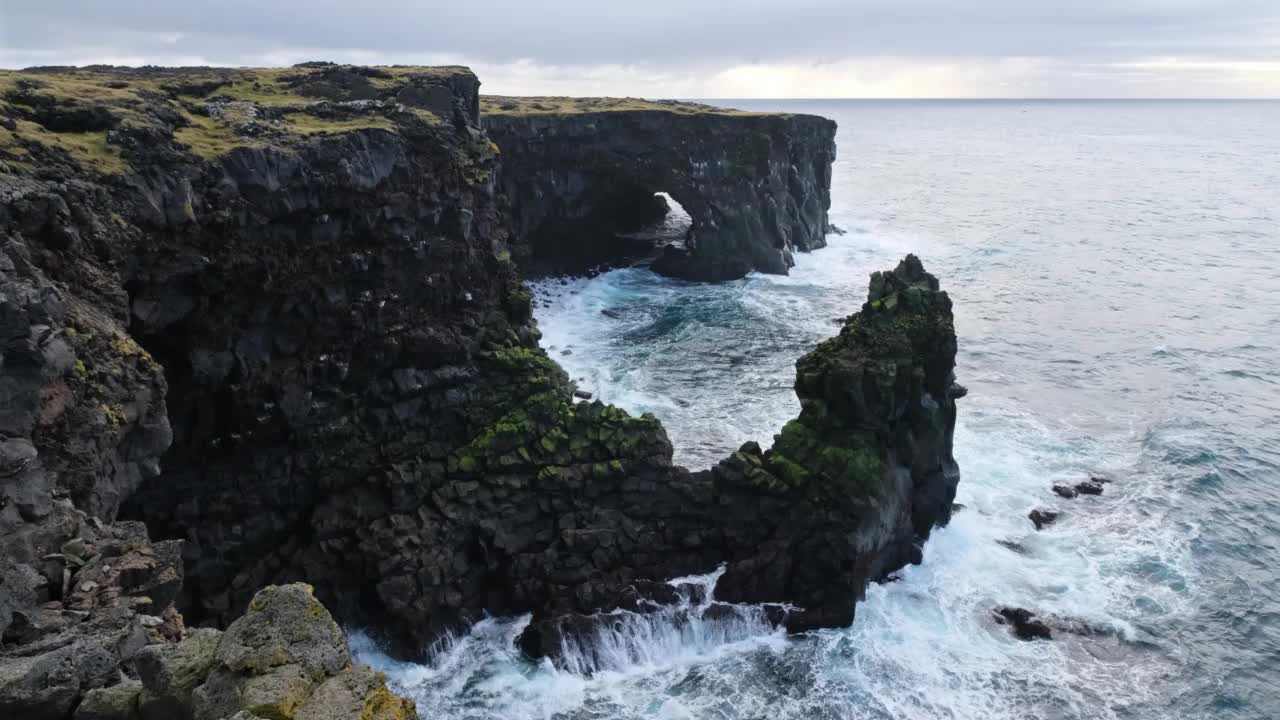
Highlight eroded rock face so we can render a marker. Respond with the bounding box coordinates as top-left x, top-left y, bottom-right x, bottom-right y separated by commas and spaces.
484, 106, 837, 280
2, 64, 959, 695
0, 63, 484, 718
0, 518, 184, 720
